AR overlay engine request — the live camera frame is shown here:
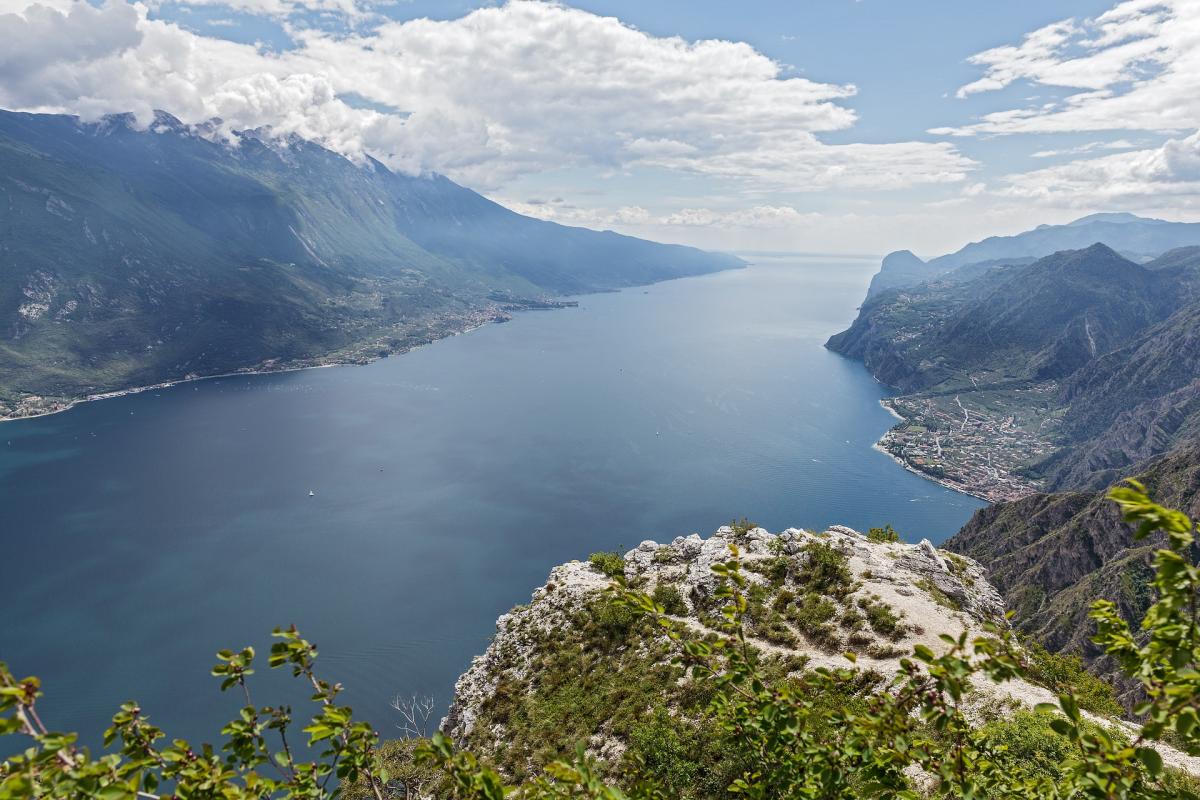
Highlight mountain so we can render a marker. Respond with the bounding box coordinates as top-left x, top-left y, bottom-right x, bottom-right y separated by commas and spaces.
832, 222, 1200, 701
0, 109, 742, 418
865, 213, 1200, 300
826, 244, 1200, 499
945, 441, 1200, 706
829, 244, 1192, 394
1039, 299, 1200, 489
